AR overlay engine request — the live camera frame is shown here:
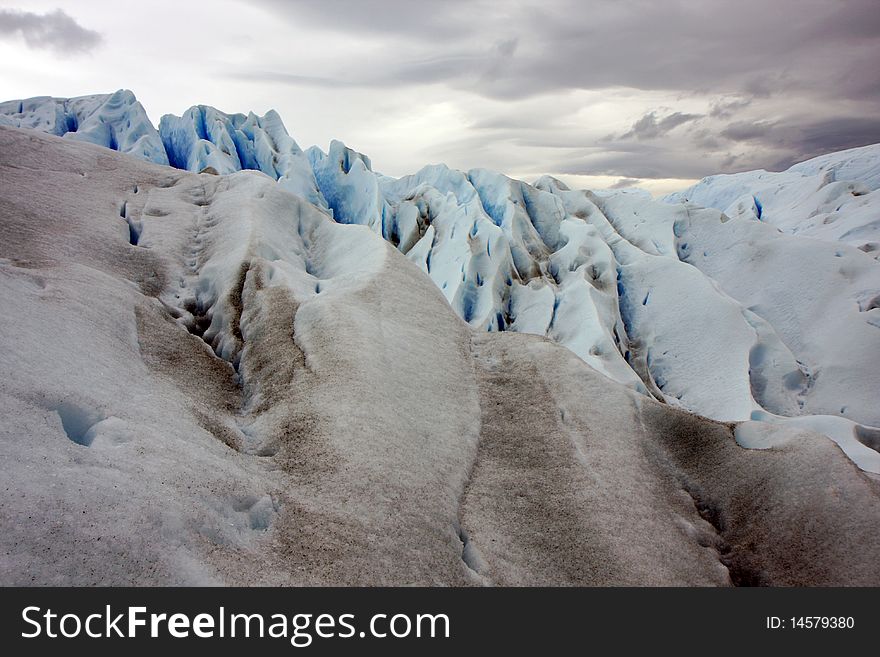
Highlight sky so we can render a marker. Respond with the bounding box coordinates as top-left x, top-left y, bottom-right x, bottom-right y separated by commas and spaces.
1, 1, 879, 195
